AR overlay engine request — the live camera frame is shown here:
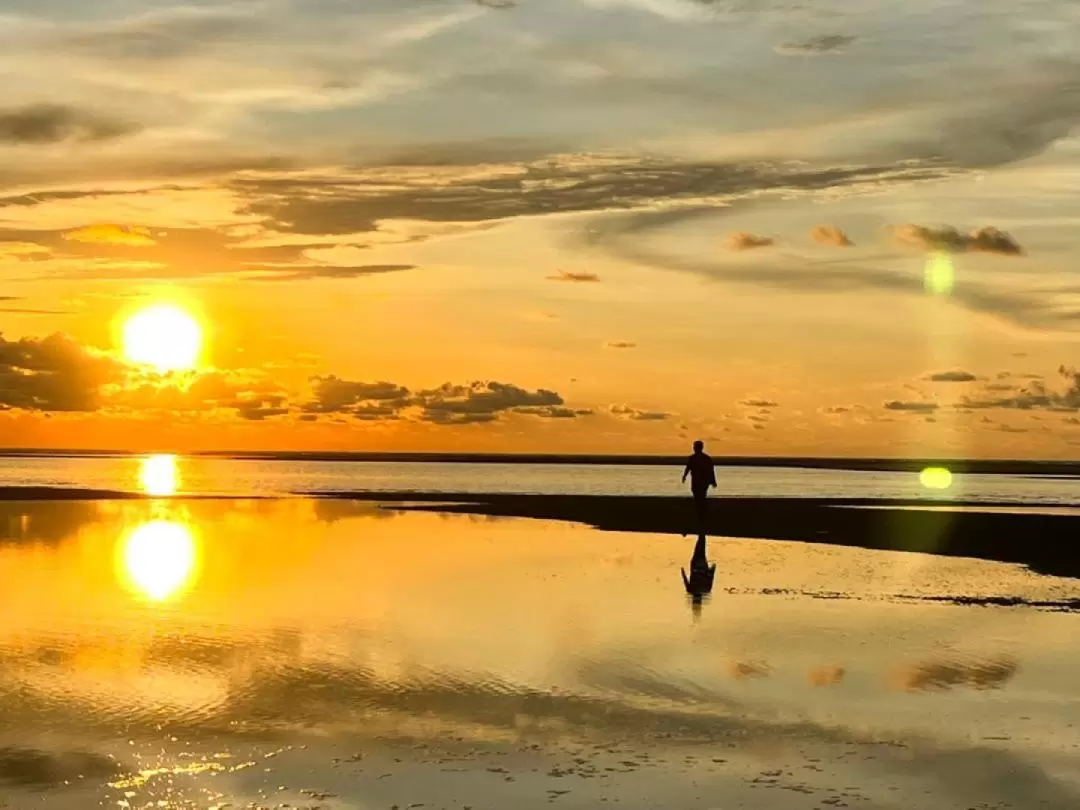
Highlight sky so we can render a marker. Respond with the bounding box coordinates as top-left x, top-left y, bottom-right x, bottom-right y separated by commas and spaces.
2, 0, 1080, 456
